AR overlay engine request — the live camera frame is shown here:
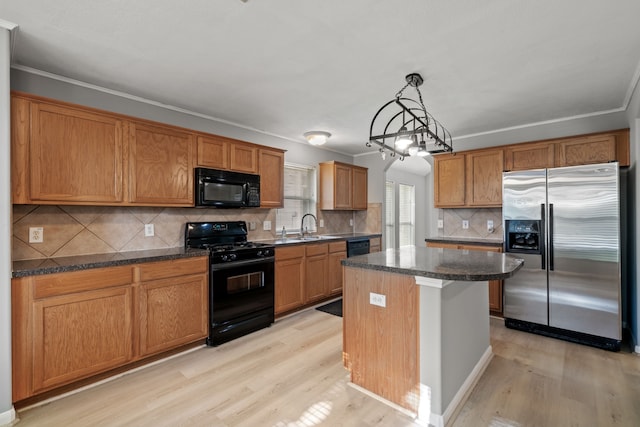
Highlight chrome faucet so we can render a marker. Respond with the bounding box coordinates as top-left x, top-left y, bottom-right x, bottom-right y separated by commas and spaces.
300, 213, 318, 237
